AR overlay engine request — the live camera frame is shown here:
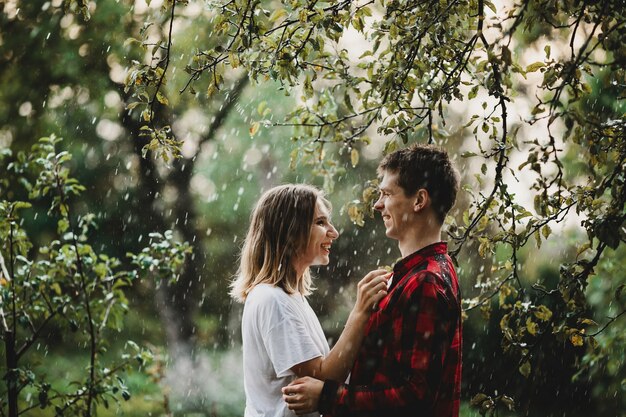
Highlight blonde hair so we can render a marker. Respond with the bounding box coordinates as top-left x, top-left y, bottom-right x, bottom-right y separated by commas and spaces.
230, 184, 330, 302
